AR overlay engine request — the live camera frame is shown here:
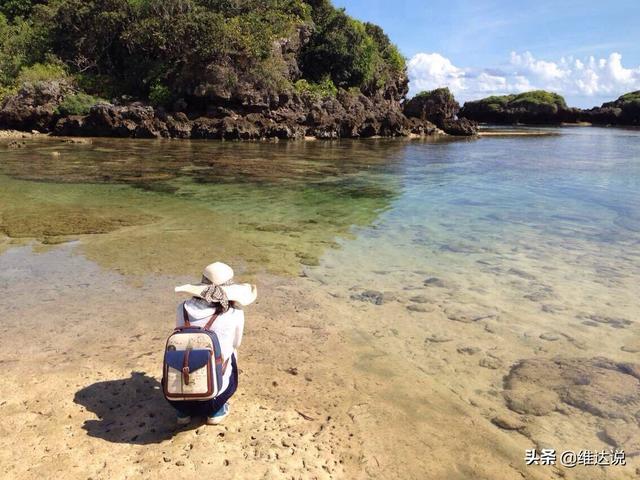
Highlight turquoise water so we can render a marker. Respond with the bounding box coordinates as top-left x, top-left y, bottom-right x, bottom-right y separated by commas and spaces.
308, 128, 640, 327
1, 128, 639, 307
